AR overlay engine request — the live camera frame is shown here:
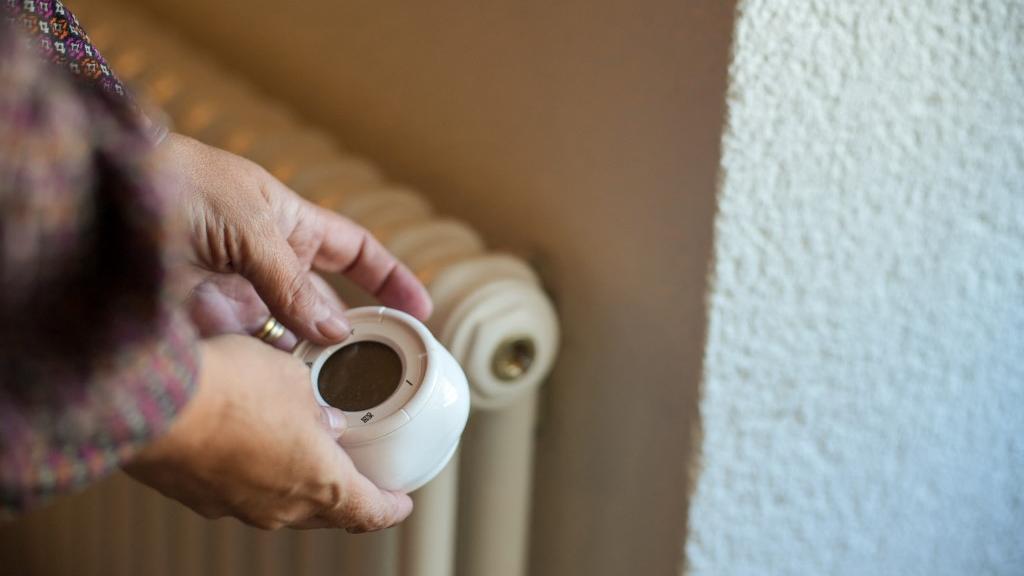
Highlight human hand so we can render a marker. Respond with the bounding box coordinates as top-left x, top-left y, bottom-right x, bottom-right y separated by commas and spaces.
183, 271, 339, 352
157, 132, 431, 344
124, 335, 413, 531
